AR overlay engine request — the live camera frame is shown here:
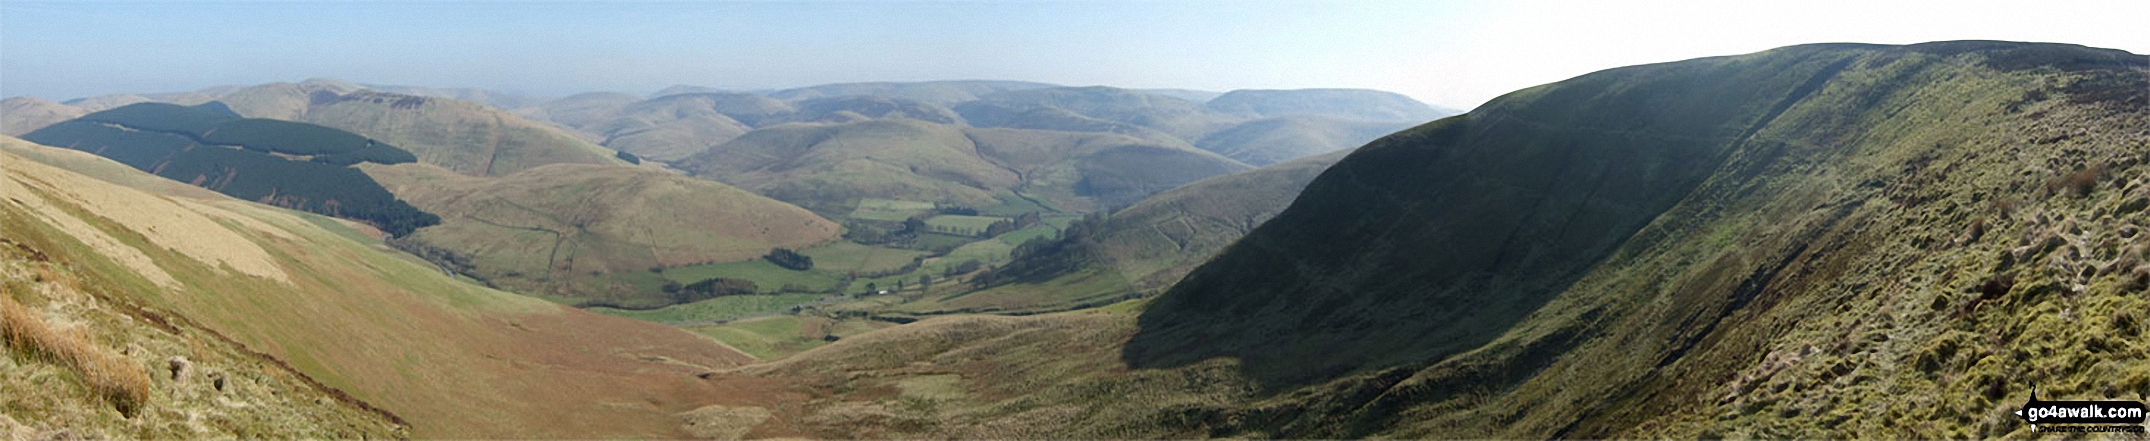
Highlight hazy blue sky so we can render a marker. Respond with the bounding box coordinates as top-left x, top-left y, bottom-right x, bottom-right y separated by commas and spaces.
4, 1, 2145, 110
